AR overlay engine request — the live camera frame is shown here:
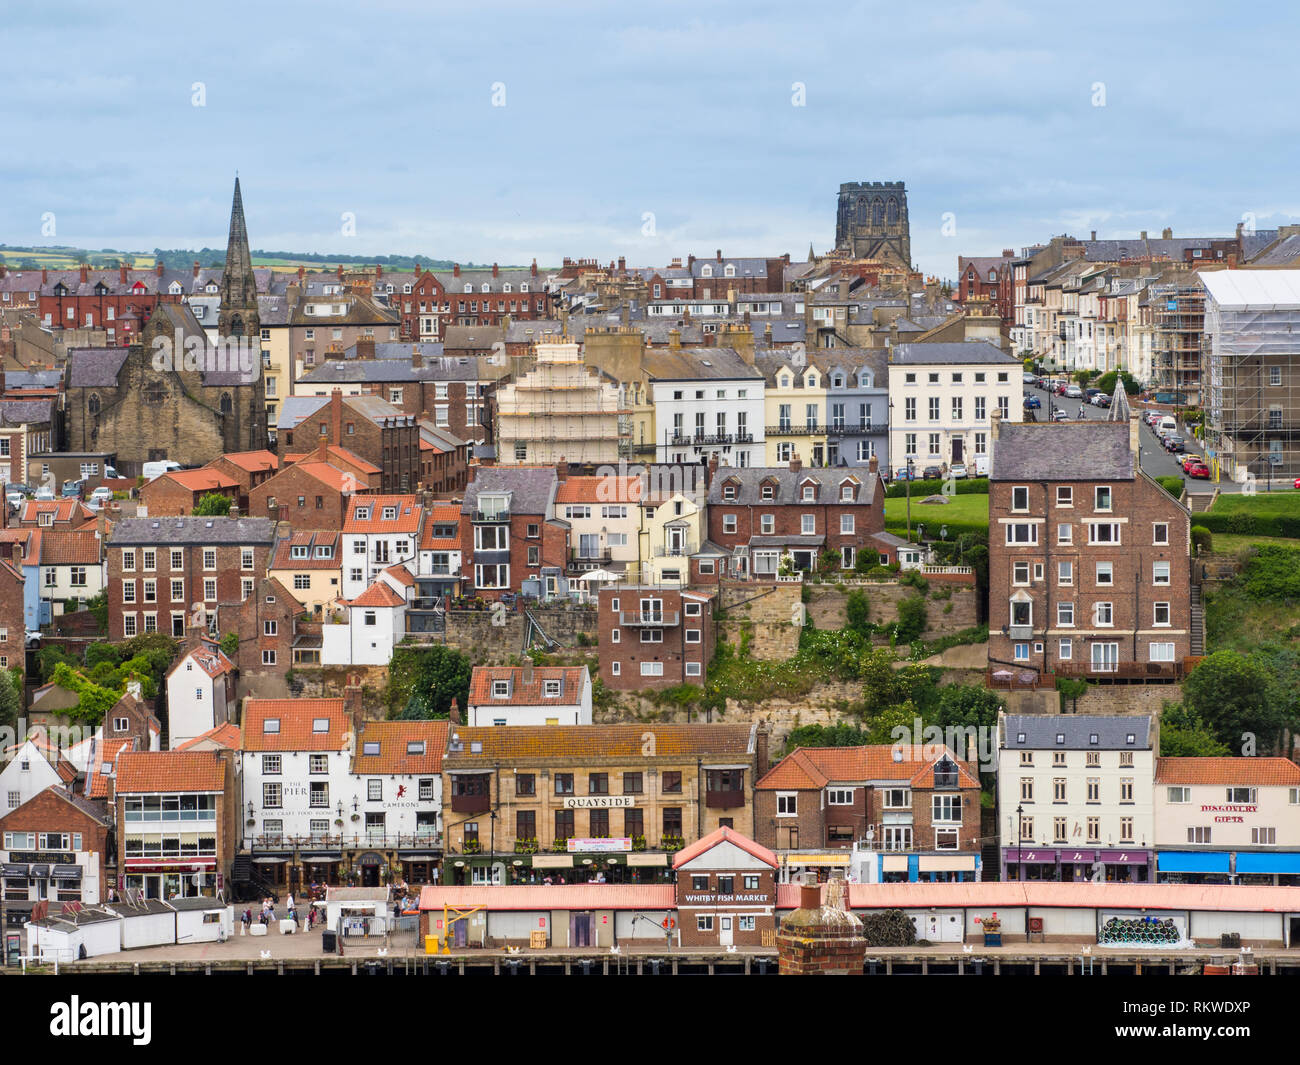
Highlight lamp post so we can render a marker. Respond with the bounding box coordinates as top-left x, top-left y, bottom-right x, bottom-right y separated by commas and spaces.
905, 456, 915, 541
